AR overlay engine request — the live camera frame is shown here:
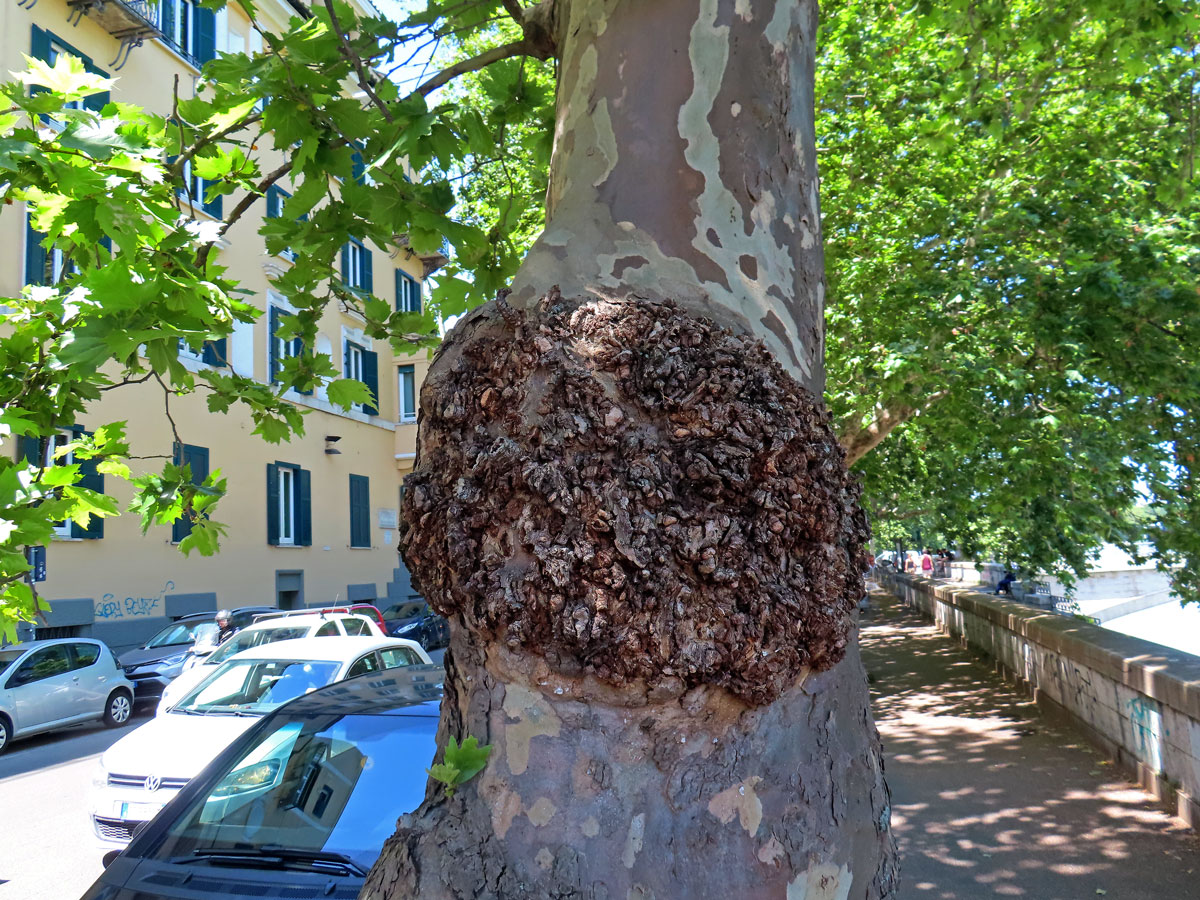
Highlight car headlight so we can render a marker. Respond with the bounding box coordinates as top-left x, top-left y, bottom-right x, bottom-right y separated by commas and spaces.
212, 758, 282, 797
160, 653, 188, 667
393, 622, 418, 635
